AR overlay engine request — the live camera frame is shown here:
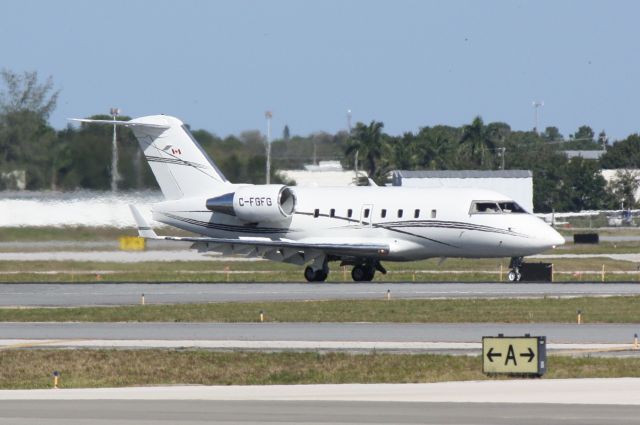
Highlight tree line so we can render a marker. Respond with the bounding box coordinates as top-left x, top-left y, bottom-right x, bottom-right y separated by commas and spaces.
1, 69, 640, 213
